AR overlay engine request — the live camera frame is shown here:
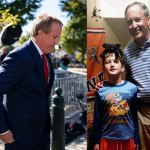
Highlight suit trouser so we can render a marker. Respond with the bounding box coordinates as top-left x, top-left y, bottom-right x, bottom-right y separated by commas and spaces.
138, 104, 150, 150
5, 130, 50, 150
